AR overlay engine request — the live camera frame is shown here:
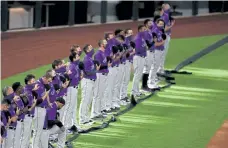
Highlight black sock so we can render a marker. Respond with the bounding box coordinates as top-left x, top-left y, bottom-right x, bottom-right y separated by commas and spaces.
142, 73, 149, 88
